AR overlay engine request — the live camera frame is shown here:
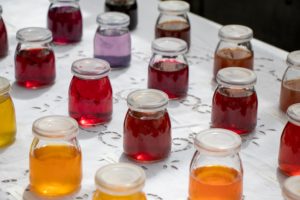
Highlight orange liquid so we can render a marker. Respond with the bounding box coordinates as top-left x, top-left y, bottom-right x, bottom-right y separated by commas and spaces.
30, 145, 82, 197
93, 190, 147, 200
189, 166, 243, 200
279, 79, 300, 112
